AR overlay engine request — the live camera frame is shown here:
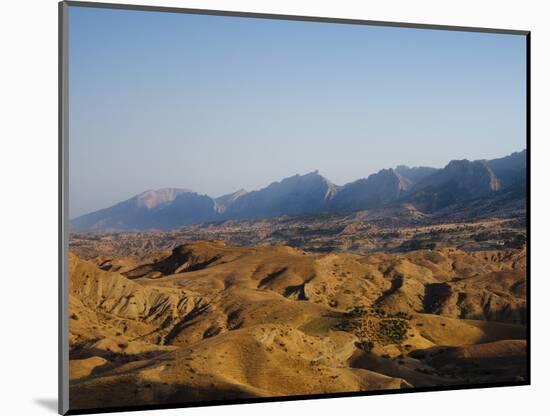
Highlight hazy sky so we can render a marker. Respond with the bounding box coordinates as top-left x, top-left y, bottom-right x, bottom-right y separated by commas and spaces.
68, 6, 526, 218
